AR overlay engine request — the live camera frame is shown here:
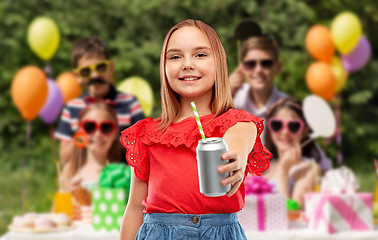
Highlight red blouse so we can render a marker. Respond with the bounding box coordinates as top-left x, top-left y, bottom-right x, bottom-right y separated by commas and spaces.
120, 109, 272, 214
